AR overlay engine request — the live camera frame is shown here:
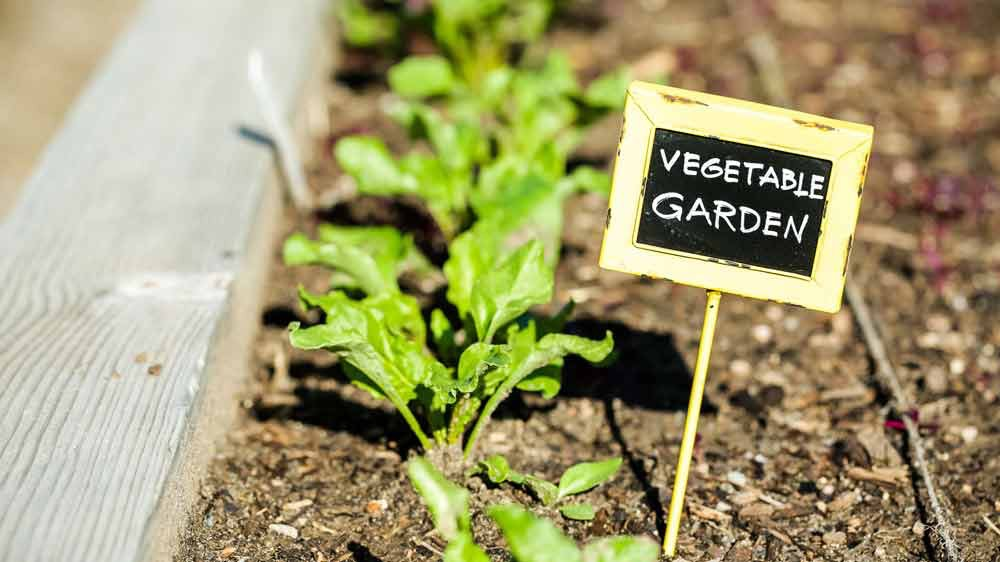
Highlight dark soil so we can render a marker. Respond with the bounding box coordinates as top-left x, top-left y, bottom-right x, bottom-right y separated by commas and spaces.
178, 1, 1000, 561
